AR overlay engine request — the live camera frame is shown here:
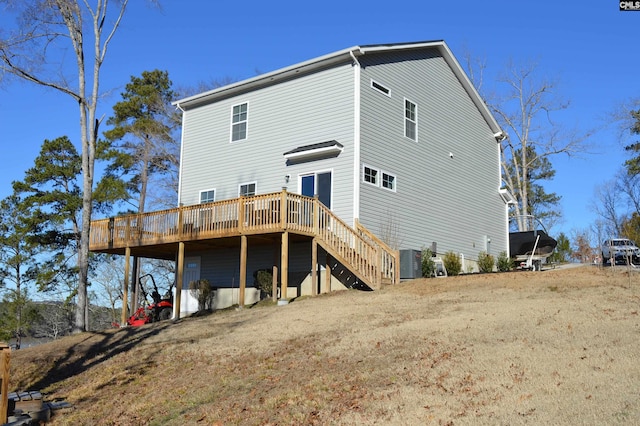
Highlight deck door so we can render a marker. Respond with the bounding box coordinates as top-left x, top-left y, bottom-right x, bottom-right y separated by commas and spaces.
182, 256, 201, 289
300, 171, 332, 208
180, 256, 202, 315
